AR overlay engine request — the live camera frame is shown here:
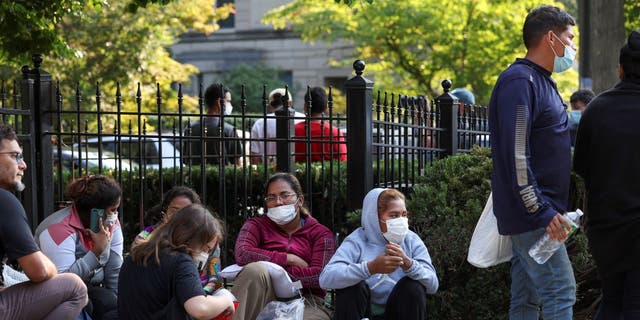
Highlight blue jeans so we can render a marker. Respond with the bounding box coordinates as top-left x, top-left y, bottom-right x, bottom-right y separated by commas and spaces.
509, 228, 576, 320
